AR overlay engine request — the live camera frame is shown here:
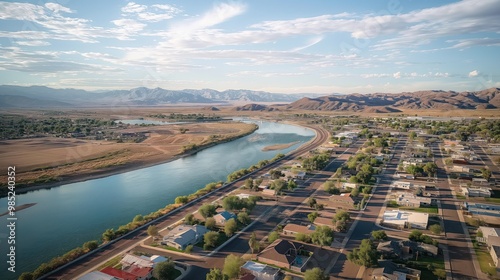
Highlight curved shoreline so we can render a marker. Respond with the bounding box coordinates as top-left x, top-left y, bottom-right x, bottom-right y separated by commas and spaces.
5, 124, 258, 197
